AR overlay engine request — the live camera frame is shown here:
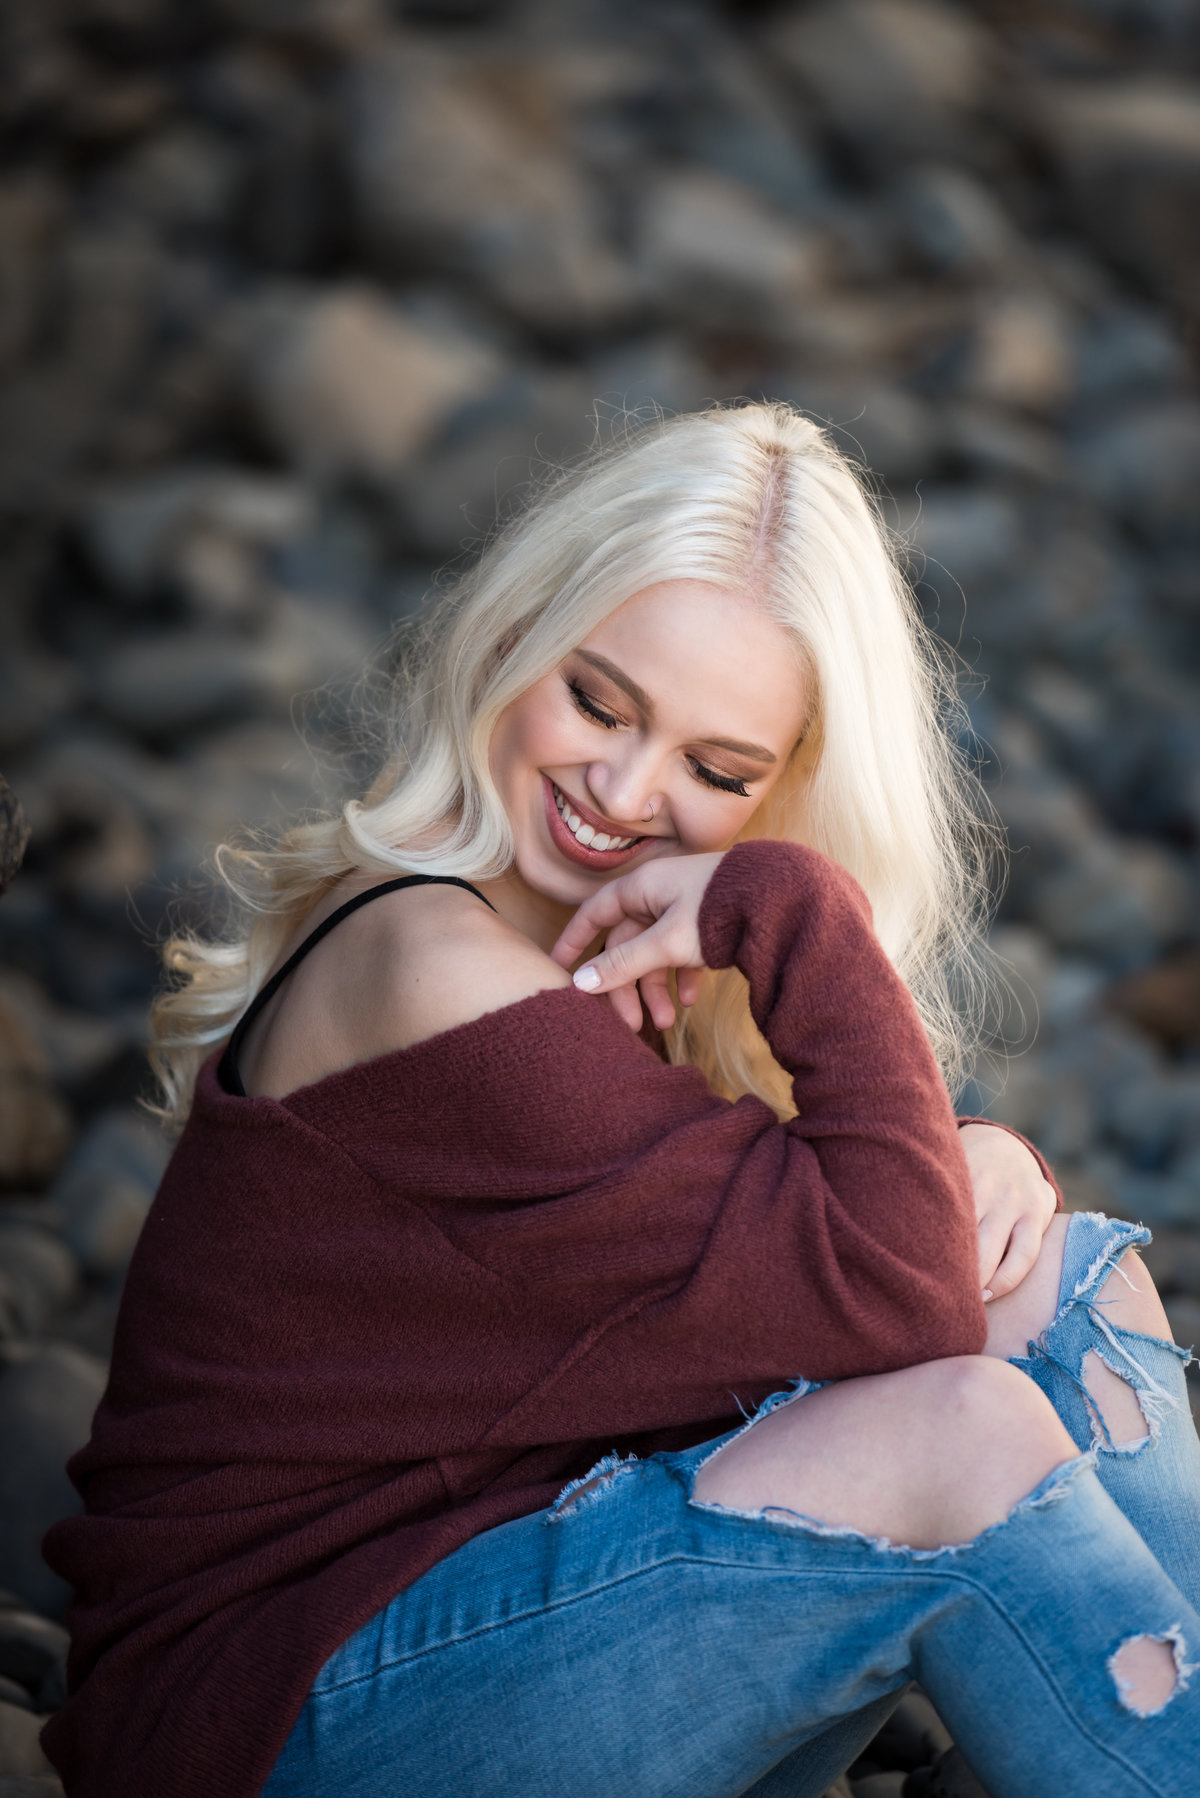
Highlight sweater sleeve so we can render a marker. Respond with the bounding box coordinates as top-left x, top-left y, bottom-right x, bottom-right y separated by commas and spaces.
955, 1116, 1064, 1210
297, 839, 989, 1440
